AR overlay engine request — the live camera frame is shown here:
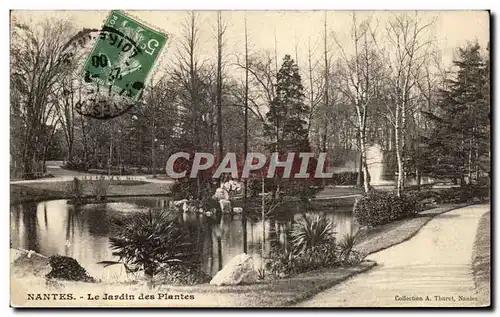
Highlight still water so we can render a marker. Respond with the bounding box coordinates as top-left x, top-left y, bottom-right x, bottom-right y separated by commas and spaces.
10, 197, 356, 277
